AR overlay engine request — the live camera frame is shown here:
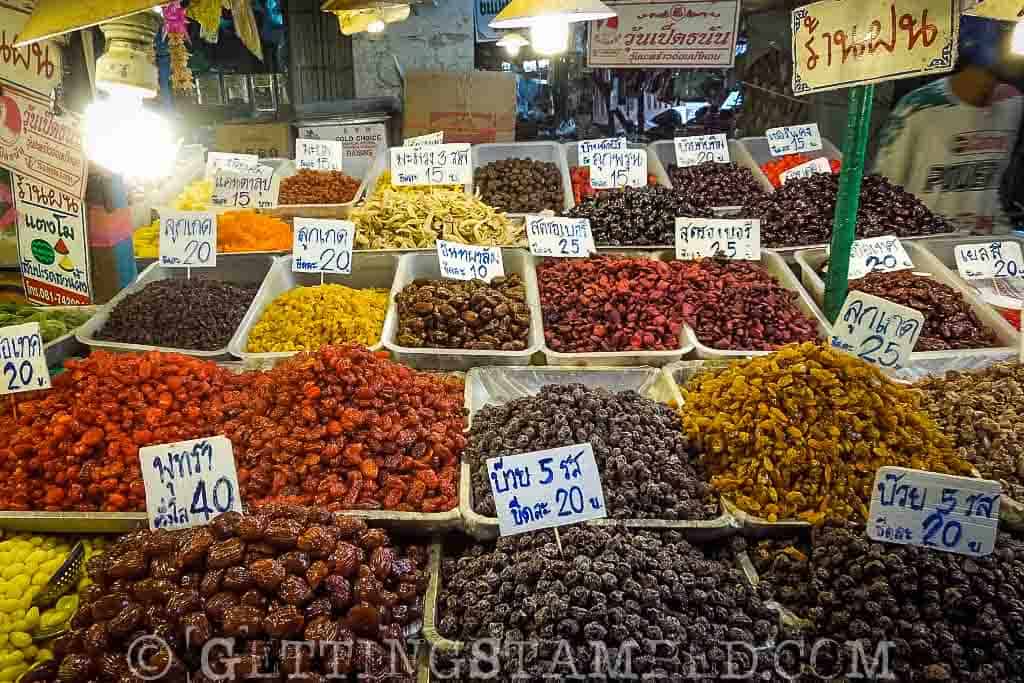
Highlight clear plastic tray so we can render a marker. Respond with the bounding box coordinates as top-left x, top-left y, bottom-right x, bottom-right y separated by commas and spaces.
228, 252, 399, 365
76, 254, 275, 359
473, 141, 574, 215
381, 249, 543, 370
564, 140, 668, 187
459, 365, 734, 541
738, 134, 843, 169
682, 250, 832, 360
649, 138, 775, 195
258, 152, 381, 219
537, 249, 694, 367
794, 241, 1019, 363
